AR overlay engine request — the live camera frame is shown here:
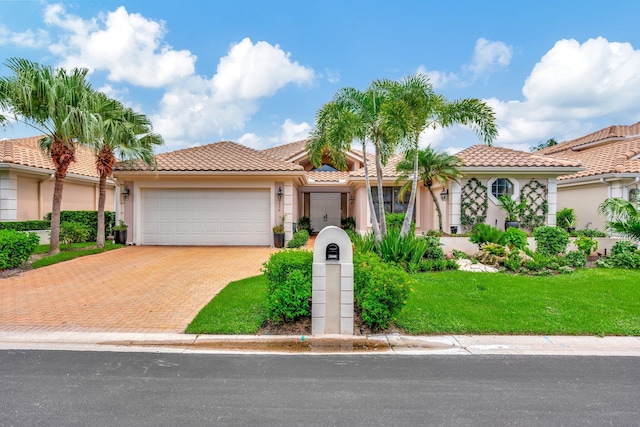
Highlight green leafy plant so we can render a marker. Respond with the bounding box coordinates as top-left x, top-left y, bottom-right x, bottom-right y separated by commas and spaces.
297, 216, 312, 233
385, 213, 415, 234
0, 220, 51, 231
498, 194, 526, 222
44, 210, 115, 241
556, 208, 577, 230
575, 228, 607, 238
504, 250, 522, 271
347, 230, 377, 254
112, 220, 128, 231
422, 236, 445, 261
533, 226, 569, 256
58, 221, 91, 245
419, 259, 458, 272
574, 235, 598, 257
377, 228, 431, 271
262, 250, 313, 323
0, 229, 40, 270
503, 227, 528, 250
340, 216, 356, 230
469, 224, 505, 248
354, 251, 412, 329
611, 240, 638, 257
481, 243, 507, 256
564, 250, 587, 268
286, 229, 309, 248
